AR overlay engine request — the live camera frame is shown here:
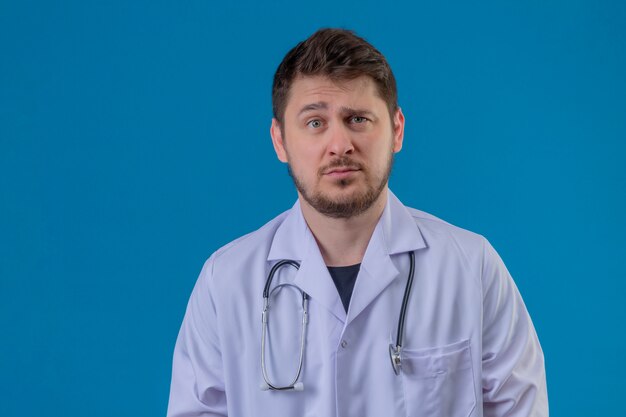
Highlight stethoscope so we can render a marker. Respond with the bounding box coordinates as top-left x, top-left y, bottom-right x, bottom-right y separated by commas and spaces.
260, 251, 416, 391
